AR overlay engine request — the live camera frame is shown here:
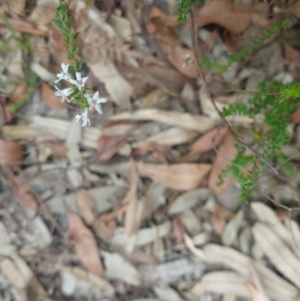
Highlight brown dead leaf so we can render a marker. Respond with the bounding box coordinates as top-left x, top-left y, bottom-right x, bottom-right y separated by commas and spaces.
67, 211, 105, 277
0, 96, 7, 127
110, 109, 216, 132
9, 83, 27, 105
137, 162, 211, 191
208, 133, 237, 196
0, 139, 23, 168
46, 142, 67, 159
187, 127, 228, 157
124, 160, 139, 236
291, 109, 300, 124
168, 46, 197, 78
133, 143, 170, 157
26, 276, 53, 301
14, 180, 38, 214
198, 2, 269, 35
76, 189, 97, 226
168, 188, 210, 215
98, 135, 130, 161
0, 258, 26, 288
222, 209, 244, 246
93, 218, 113, 243
3, 84, 27, 122
211, 212, 226, 235
132, 127, 198, 148
149, 6, 179, 28
41, 82, 65, 109
289, 1, 300, 19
